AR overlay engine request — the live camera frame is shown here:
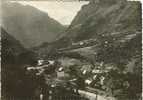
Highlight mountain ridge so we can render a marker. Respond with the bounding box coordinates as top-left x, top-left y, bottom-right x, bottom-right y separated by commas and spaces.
2, 2, 66, 48
65, 0, 141, 42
